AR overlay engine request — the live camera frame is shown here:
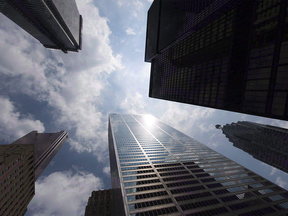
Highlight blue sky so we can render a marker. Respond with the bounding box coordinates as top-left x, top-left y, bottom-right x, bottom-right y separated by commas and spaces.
0, 0, 288, 215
